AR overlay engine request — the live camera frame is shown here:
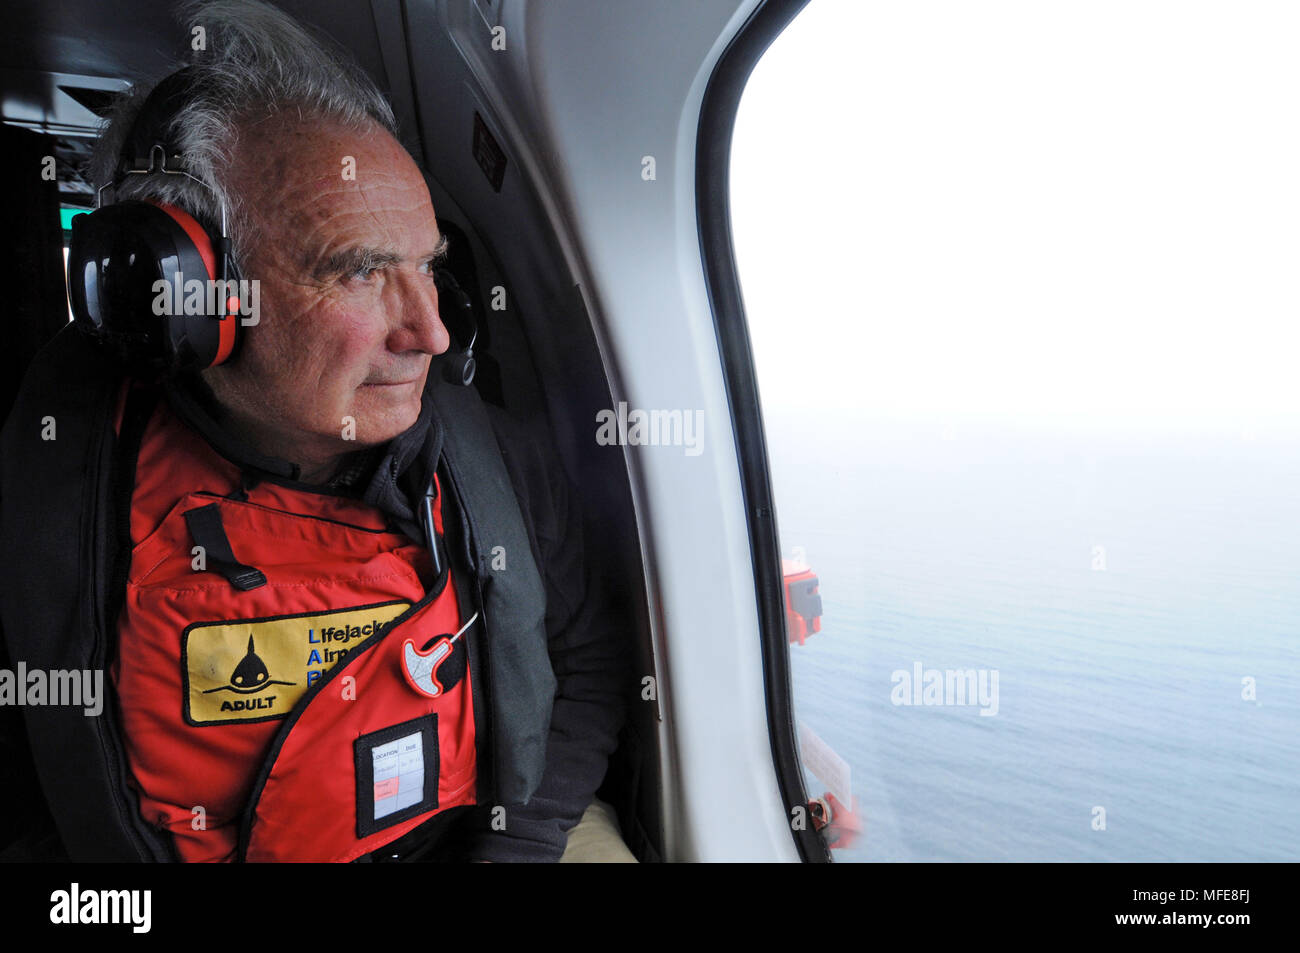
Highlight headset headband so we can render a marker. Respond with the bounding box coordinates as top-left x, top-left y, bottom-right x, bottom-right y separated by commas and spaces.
119, 67, 197, 178
99, 66, 228, 241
